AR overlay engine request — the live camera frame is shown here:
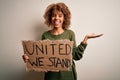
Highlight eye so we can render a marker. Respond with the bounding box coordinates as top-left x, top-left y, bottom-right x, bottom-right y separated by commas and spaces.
59, 15, 62, 17
52, 14, 56, 17
59, 14, 63, 17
